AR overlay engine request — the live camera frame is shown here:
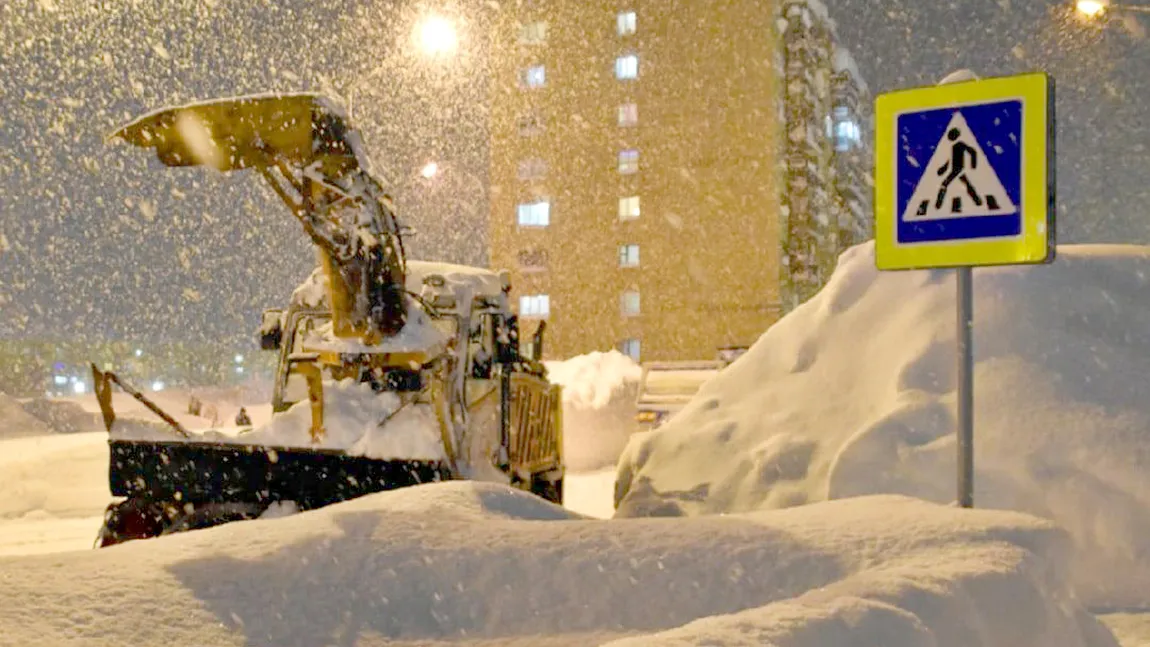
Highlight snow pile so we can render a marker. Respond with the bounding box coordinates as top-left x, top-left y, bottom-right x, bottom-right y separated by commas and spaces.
545, 351, 642, 471
20, 397, 102, 434
0, 393, 54, 438
237, 379, 445, 459
111, 378, 446, 461
0, 483, 1119, 647
616, 241, 1150, 607
0, 432, 110, 556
